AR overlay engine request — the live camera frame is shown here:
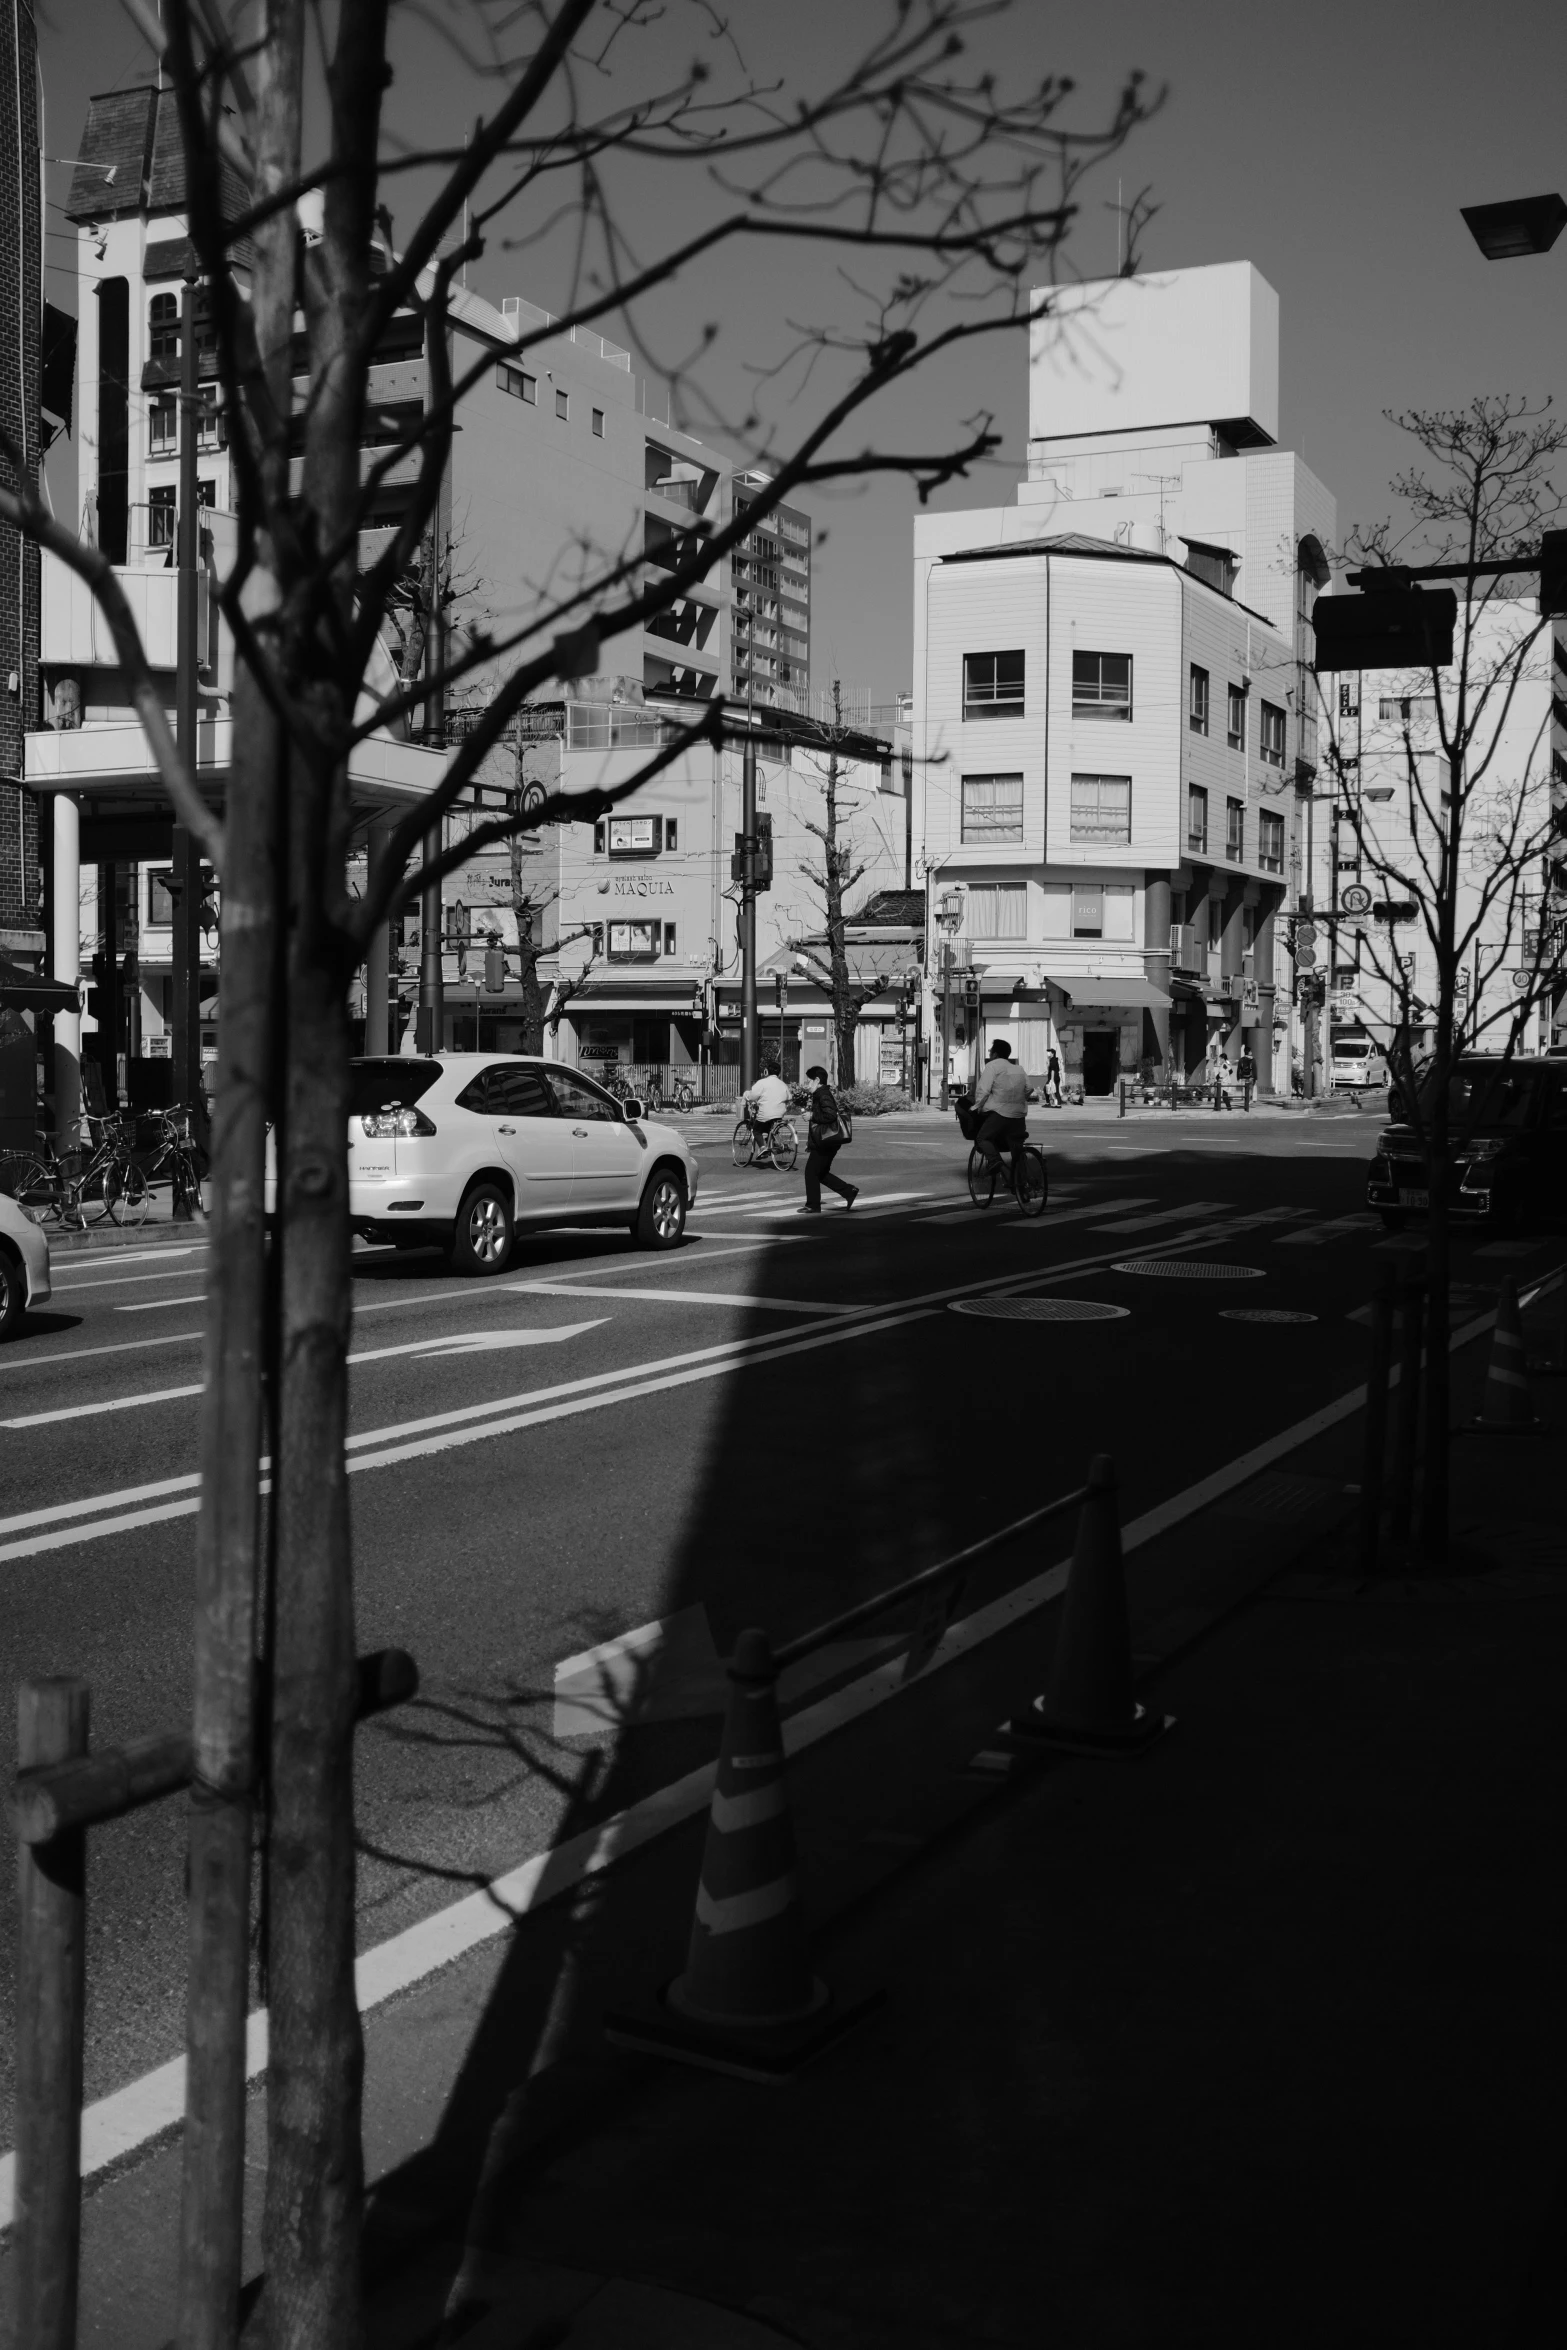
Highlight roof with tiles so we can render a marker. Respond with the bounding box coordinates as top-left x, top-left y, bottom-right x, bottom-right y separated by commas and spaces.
66, 85, 249, 231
